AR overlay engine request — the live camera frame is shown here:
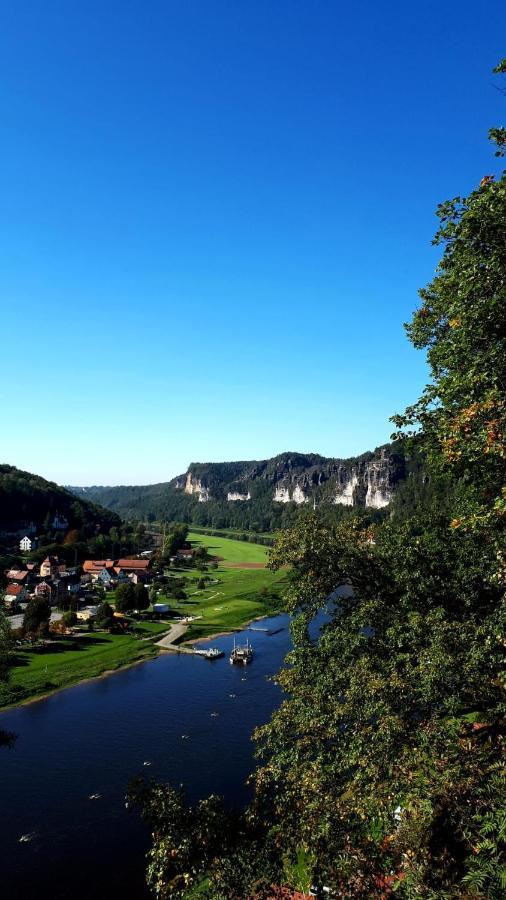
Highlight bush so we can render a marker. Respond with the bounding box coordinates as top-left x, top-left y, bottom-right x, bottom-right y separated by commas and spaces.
95, 601, 115, 630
